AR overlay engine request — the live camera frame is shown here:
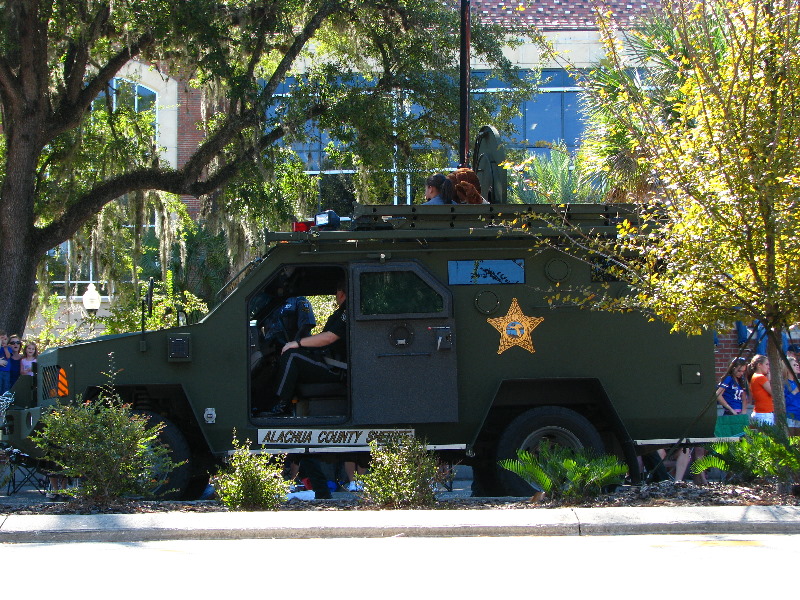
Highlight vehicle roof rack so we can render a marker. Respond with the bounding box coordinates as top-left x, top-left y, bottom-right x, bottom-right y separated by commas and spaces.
265, 203, 638, 243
